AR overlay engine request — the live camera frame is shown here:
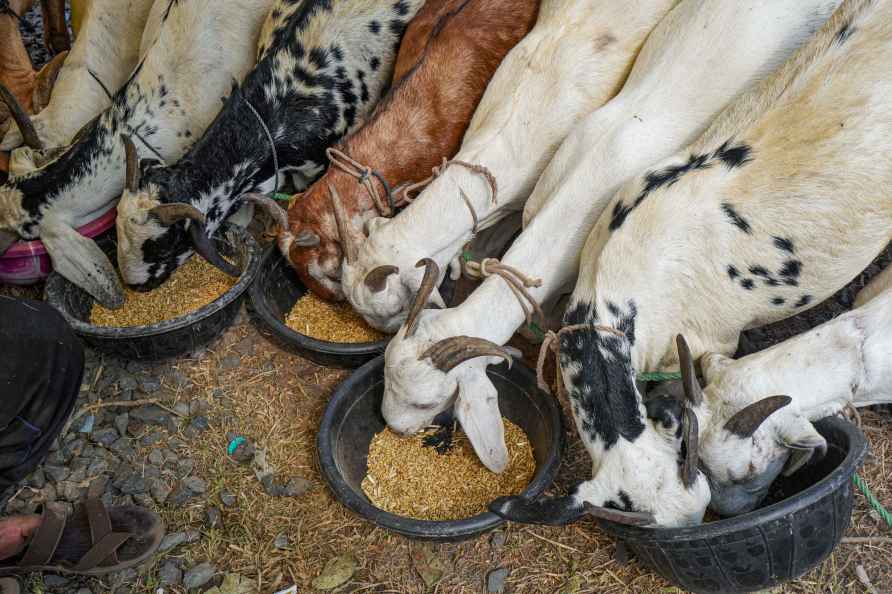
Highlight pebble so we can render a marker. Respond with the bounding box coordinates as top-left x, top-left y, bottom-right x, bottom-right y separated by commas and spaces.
205, 507, 223, 530
177, 458, 196, 477
109, 438, 136, 459
118, 375, 138, 391
159, 532, 189, 553
273, 533, 289, 549
86, 458, 109, 476
114, 413, 130, 437
131, 405, 169, 425
43, 575, 69, 588
211, 387, 225, 399
487, 568, 509, 594
169, 370, 192, 390
44, 464, 70, 482
112, 568, 138, 587
149, 478, 172, 505
159, 560, 183, 586
183, 563, 217, 590
78, 414, 95, 433
91, 427, 120, 447
139, 376, 162, 394
174, 402, 191, 416
147, 449, 165, 466
87, 476, 108, 499
28, 469, 46, 490
189, 415, 210, 433
169, 486, 194, 506
76, 588, 94, 594
490, 531, 507, 549
140, 431, 164, 447
283, 477, 312, 498
189, 400, 209, 415
219, 490, 237, 507
60, 439, 85, 463
113, 475, 147, 496
183, 476, 208, 494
